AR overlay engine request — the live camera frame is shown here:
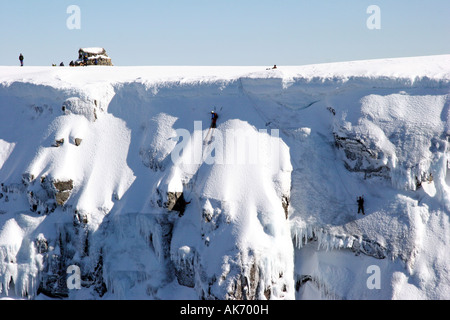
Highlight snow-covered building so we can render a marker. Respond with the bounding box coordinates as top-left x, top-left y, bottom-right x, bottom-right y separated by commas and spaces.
76, 47, 113, 66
